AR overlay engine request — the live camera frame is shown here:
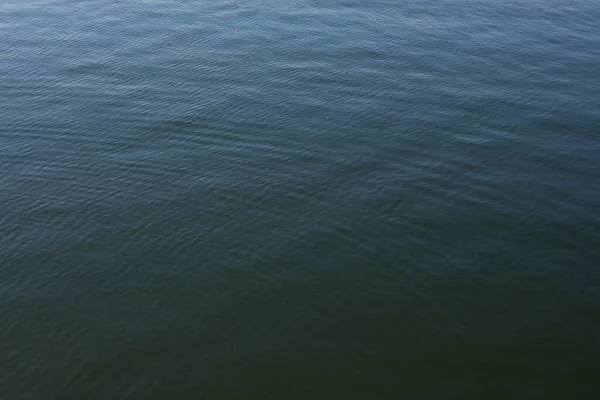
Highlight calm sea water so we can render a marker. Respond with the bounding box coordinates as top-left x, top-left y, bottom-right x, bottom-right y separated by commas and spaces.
1, 0, 599, 398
